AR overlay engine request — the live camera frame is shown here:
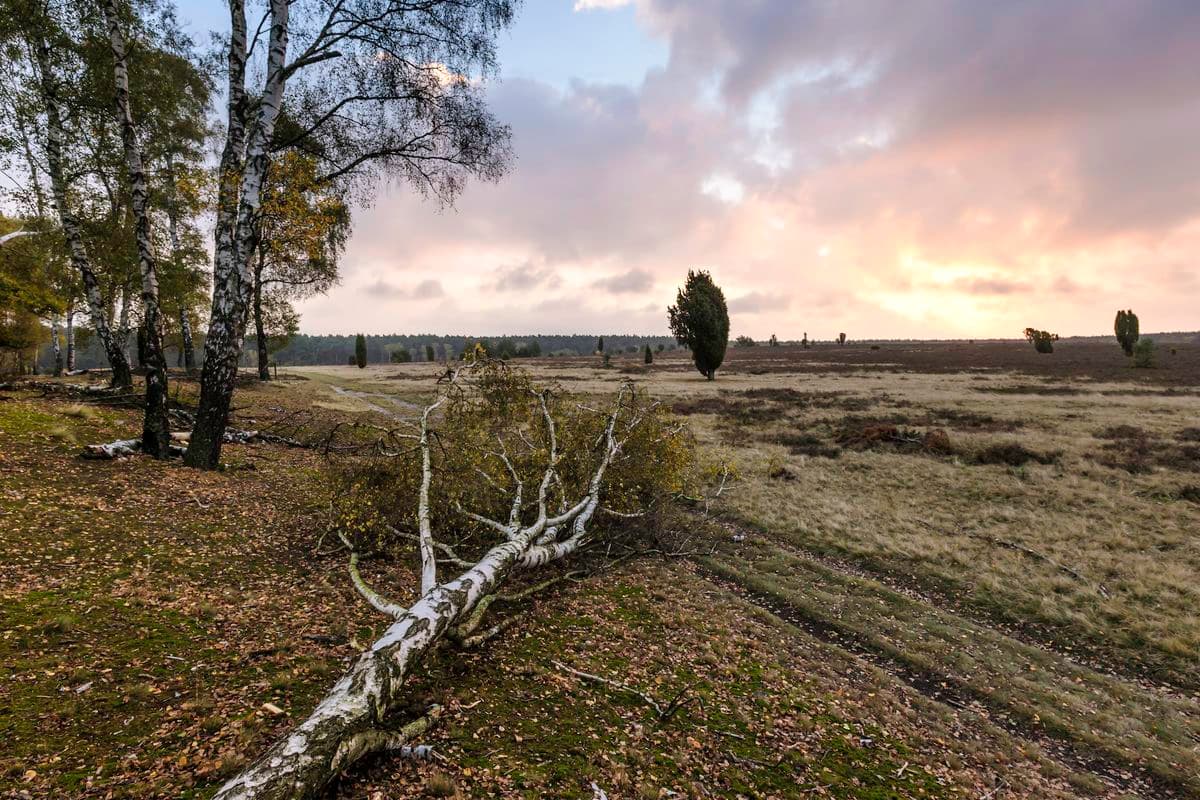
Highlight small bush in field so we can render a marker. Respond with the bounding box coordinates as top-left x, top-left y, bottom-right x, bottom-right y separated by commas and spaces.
1133, 337, 1155, 368
1023, 328, 1058, 354
972, 441, 1059, 466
